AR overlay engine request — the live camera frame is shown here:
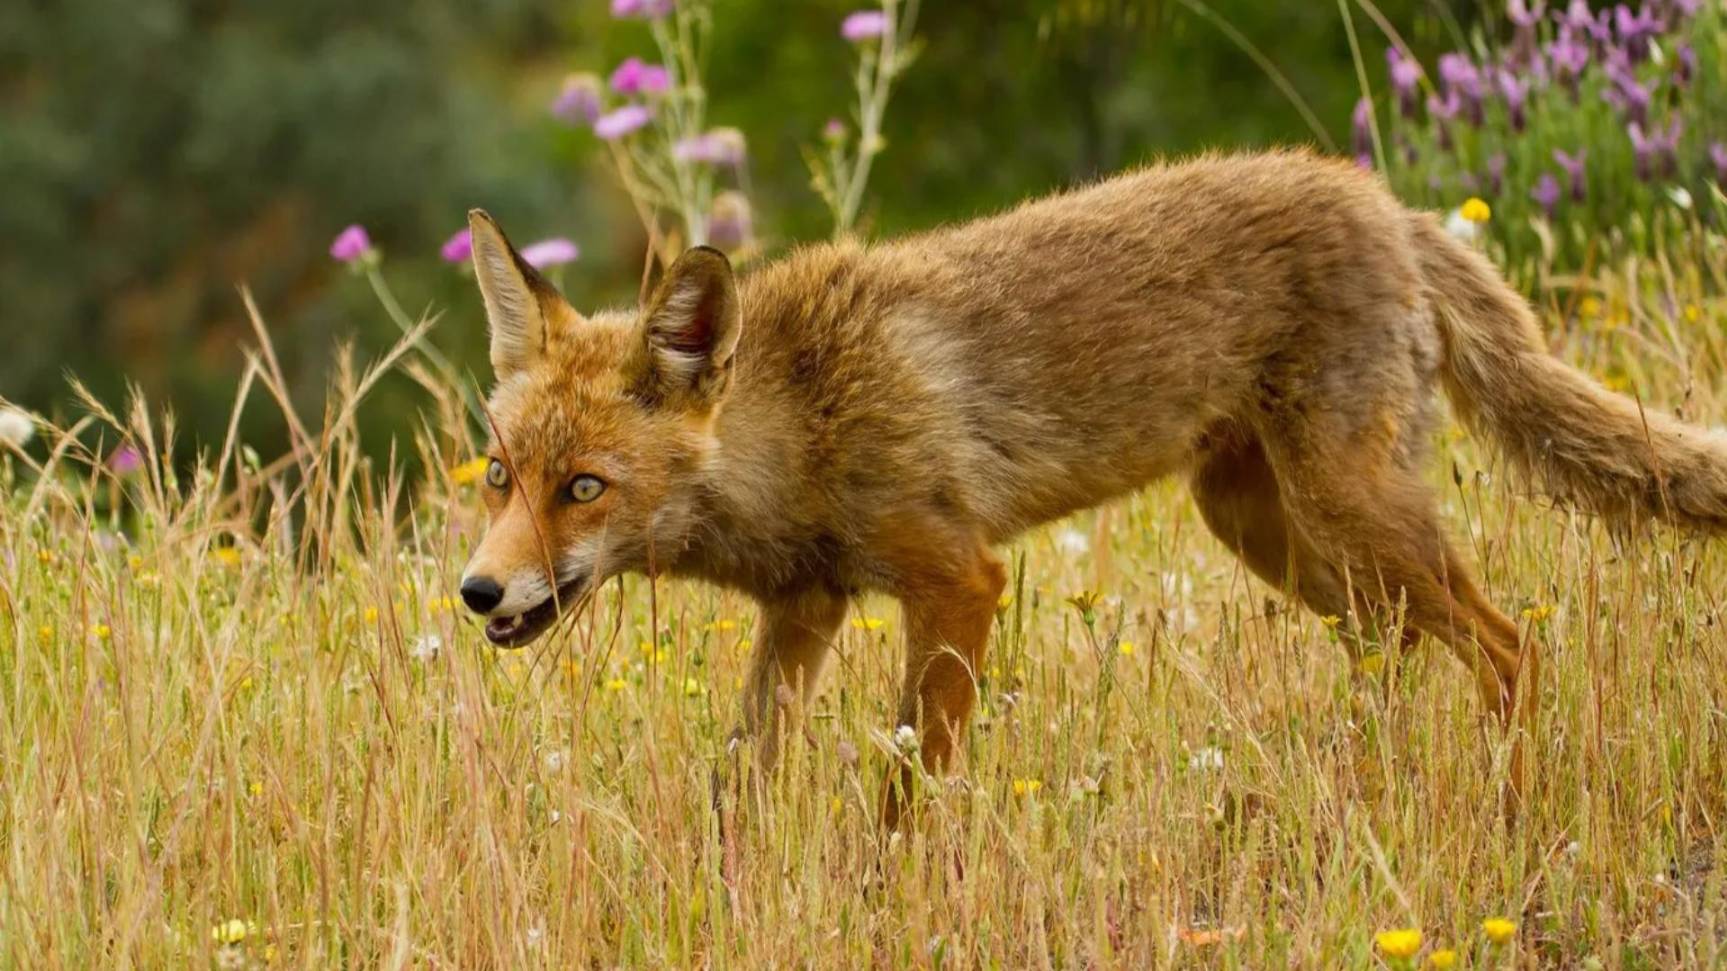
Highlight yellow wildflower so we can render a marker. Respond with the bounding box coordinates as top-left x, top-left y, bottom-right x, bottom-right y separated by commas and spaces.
1482, 917, 1516, 945
997, 594, 1013, 609
248, 780, 264, 799
127, 554, 143, 571
1011, 778, 1042, 797
427, 596, 456, 615
209, 546, 241, 567
1428, 949, 1457, 969
363, 606, 379, 625
1358, 652, 1386, 676
831, 796, 844, 815
735, 637, 753, 654
450, 457, 491, 487
1118, 640, 1135, 657
1683, 304, 1702, 323
136, 571, 160, 589
702, 618, 738, 632
1319, 614, 1342, 629
36, 549, 53, 566
1459, 197, 1491, 223
1375, 928, 1423, 960
682, 677, 706, 697
93, 623, 112, 641
212, 918, 249, 945
1520, 604, 1554, 622
605, 677, 629, 692
1579, 296, 1603, 318
850, 616, 885, 631
37, 625, 53, 647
